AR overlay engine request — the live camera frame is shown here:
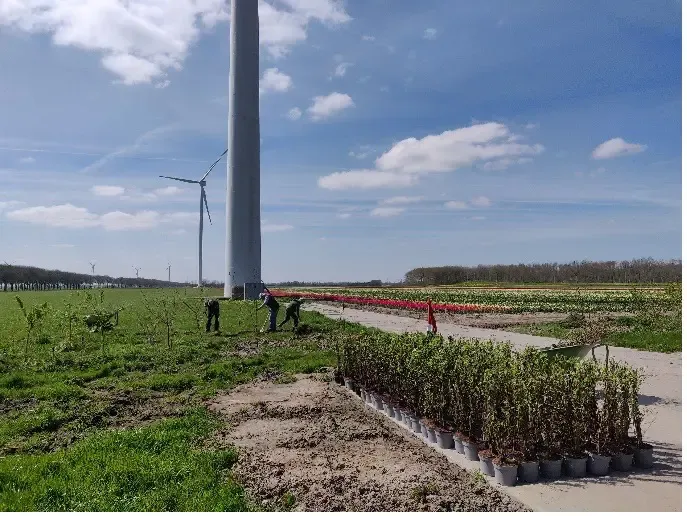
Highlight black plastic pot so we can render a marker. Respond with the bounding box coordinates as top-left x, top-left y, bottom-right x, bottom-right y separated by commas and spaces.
611, 452, 634, 472
494, 463, 518, 486
634, 445, 654, 469
587, 453, 611, 476
540, 458, 563, 480
463, 440, 479, 461
479, 453, 495, 477
518, 461, 540, 483
563, 456, 587, 478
